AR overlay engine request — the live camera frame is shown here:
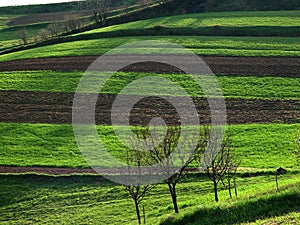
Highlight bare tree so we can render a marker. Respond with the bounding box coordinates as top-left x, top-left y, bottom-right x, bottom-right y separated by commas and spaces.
295, 129, 300, 159
39, 29, 50, 41
47, 22, 62, 37
16, 27, 29, 45
123, 141, 151, 225
33, 34, 40, 43
221, 148, 241, 199
82, 0, 110, 25
137, 126, 206, 213
64, 14, 82, 32
201, 136, 233, 202
137, 0, 152, 8
124, 185, 149, 225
